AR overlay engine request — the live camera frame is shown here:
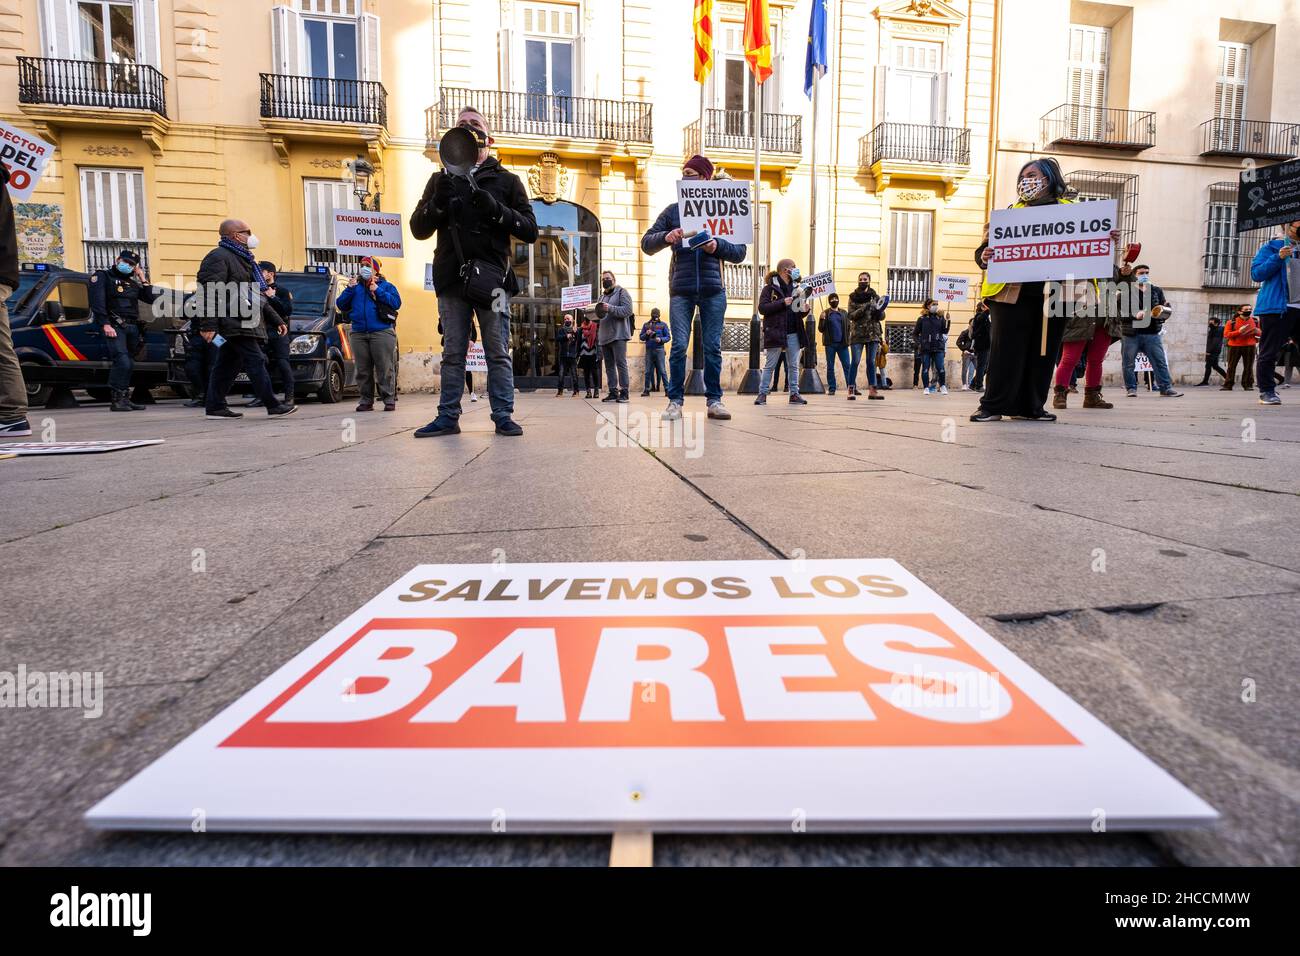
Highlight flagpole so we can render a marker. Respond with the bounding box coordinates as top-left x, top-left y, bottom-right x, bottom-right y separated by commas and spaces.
809, 79, 818, 274
739, 70, 764, 395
